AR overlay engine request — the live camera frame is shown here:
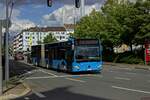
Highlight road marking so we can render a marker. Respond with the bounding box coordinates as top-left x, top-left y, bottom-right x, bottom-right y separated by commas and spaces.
33, 91, 46, 98
114, 77, 131, 81
26, 74, 100, 80
66, 78, 86, 83
114, 67, 132, 71
58, 74, 102, 78
125, 72, 137, 75
39, 70, 58, 77
26, 76, 55, 80
112, 86, 150, 94
24, 97, 30, 100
